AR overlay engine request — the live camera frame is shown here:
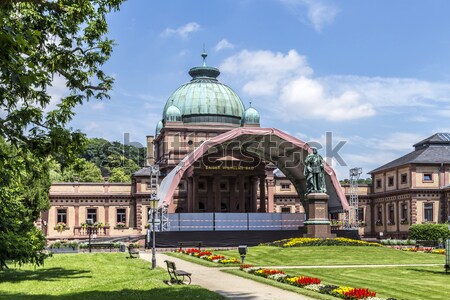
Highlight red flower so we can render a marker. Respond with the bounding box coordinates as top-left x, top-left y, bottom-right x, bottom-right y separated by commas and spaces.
296, 276, 321, 286
344, 288, 376, 299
